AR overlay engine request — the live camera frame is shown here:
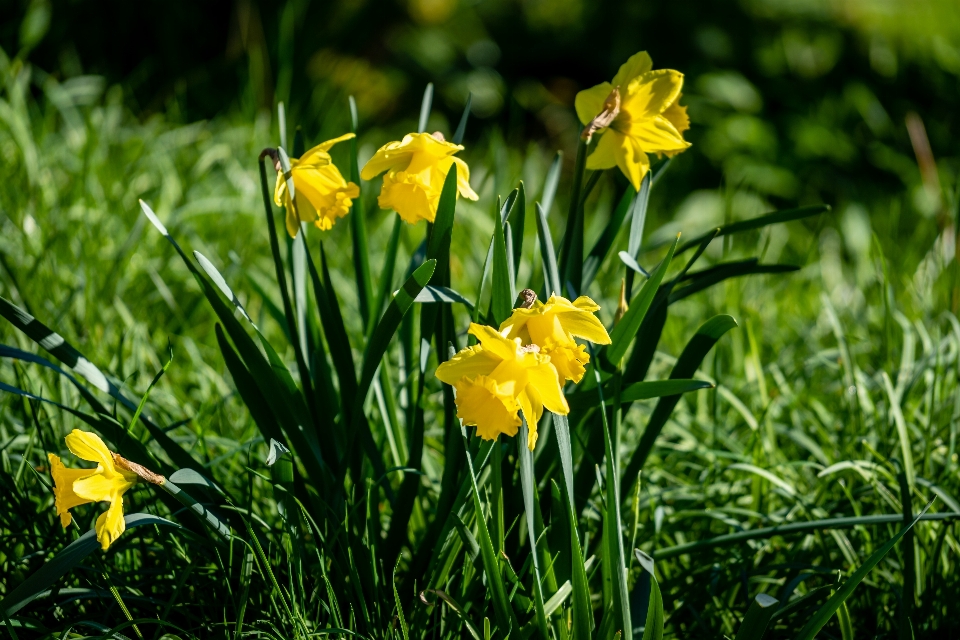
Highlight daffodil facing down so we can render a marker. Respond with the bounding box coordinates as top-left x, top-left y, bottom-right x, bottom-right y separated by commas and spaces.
360, 131, 478, 224
48, 429, 165, 550
575, 51, 691, 189
272, 133, 360, 238
436, 323, 569, 450
499, 291, 612, 385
